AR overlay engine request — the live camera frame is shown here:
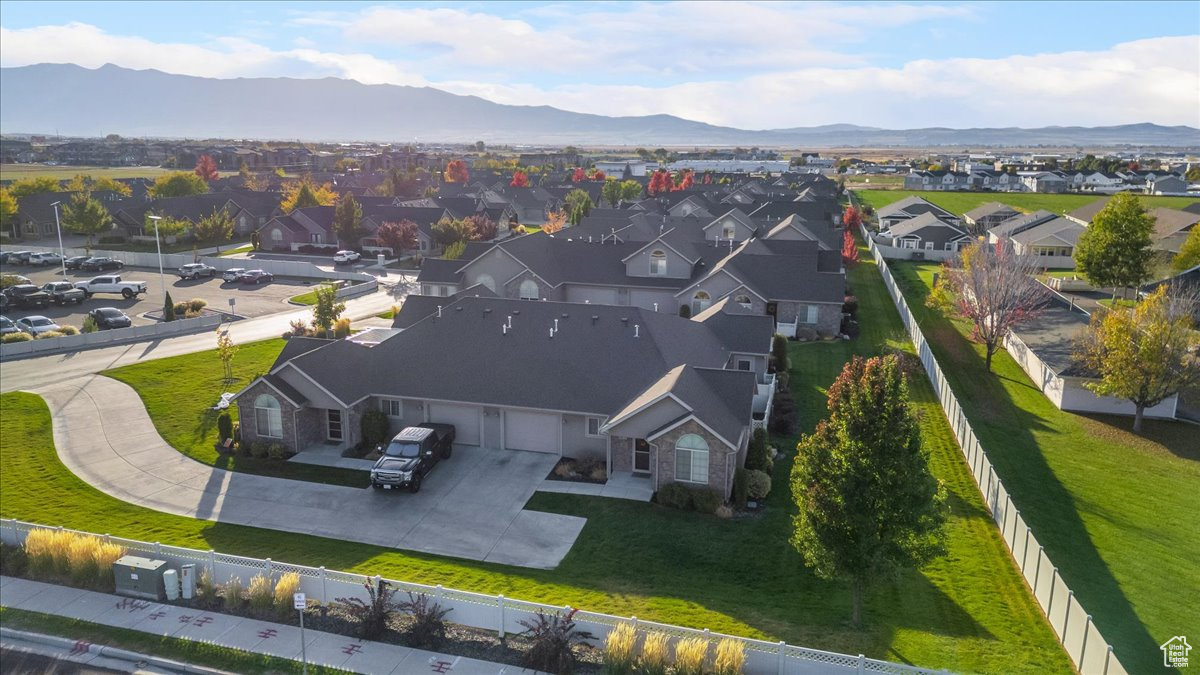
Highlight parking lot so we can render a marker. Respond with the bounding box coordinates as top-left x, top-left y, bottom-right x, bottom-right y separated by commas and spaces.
1, 261, 328, 331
